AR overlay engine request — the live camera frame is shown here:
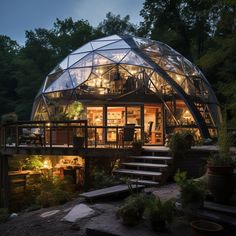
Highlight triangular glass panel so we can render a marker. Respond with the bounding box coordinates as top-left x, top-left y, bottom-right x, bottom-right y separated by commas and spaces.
32, 97, 49, 121
167, 72, 186, 87
166, 56, 184, 74
120, 51, 151, 68
45, 71, 73, 93
144, 51, 161, 65
93, 53, 115, 66
70, 53, 93, 68
44, 71, 64, 91
91, 40, 116, 50
145, 43, 162, 55
49, 57, 68, 75
72, 42, 93, 54
69, 67, 92, 87
133, 37, 154, 49
97, 49, 130, 63
159, 57, 183, 74
68, 52, 88, 67
93, 65, 116, 77
182, 58, 199, 76
98, 35, 121, 41
159, 43, 179, 56
98, 40, 130, 50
